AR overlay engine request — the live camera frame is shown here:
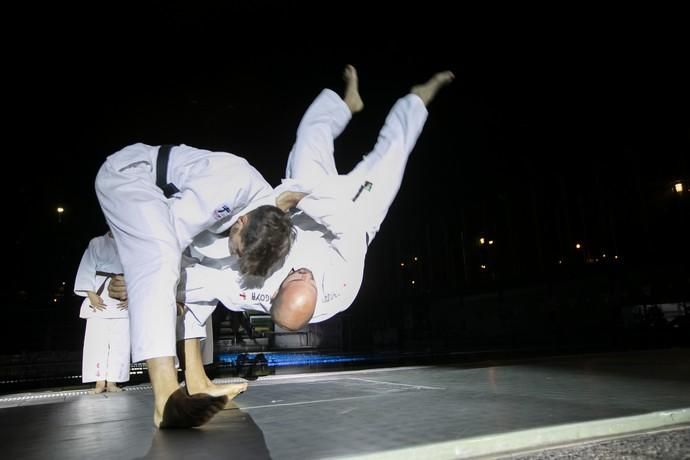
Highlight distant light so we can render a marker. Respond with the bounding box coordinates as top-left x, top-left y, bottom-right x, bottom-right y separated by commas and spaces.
53, 298, 57, 303
411, 280, 415, 285
575, 243, 582, 250
602, 254, 606, 258
558, 260, 563, 264
614, 255, 619, 260
480, 264, 487, 270
414, 256, 418, 261
488, 240, 494, 245
400, 262, 405, 267
57, 207, 64, 214
62, 281, 66, 285
673, 181, 684, 193
479, 237, 485, 245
